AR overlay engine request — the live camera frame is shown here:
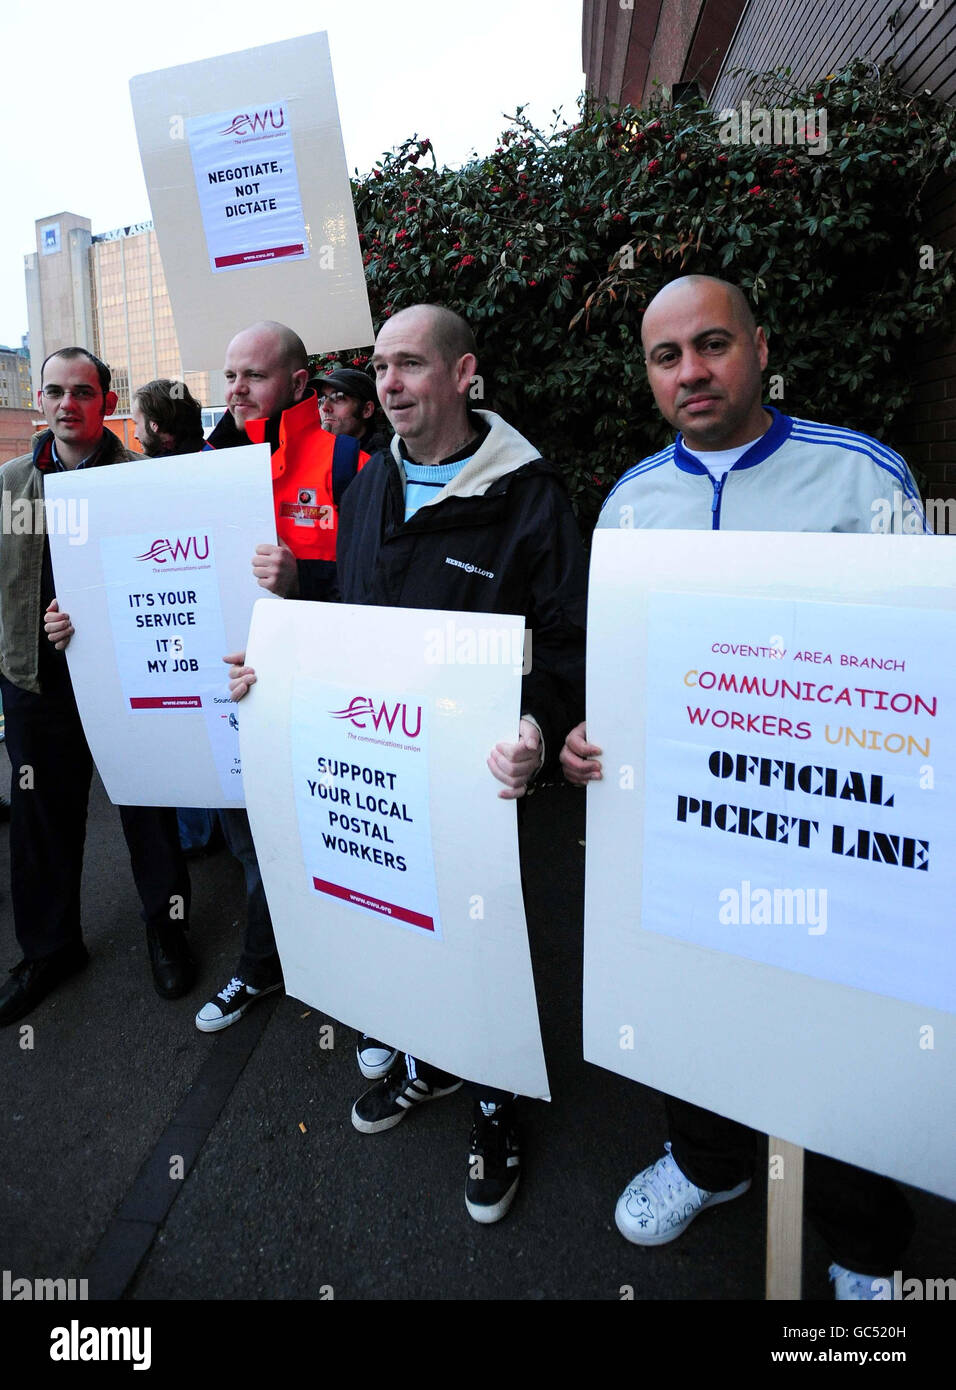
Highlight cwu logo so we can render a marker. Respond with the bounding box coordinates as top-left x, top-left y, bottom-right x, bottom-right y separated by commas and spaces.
329, 696, 422, 739
219, 107, 286, 137
136, 535, 210, 564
